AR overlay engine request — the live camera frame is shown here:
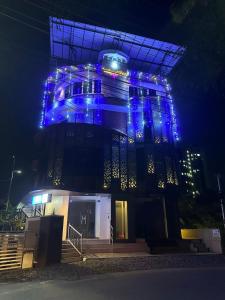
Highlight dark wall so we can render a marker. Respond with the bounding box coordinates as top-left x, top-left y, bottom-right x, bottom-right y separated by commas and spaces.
32, 123, 180, 196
